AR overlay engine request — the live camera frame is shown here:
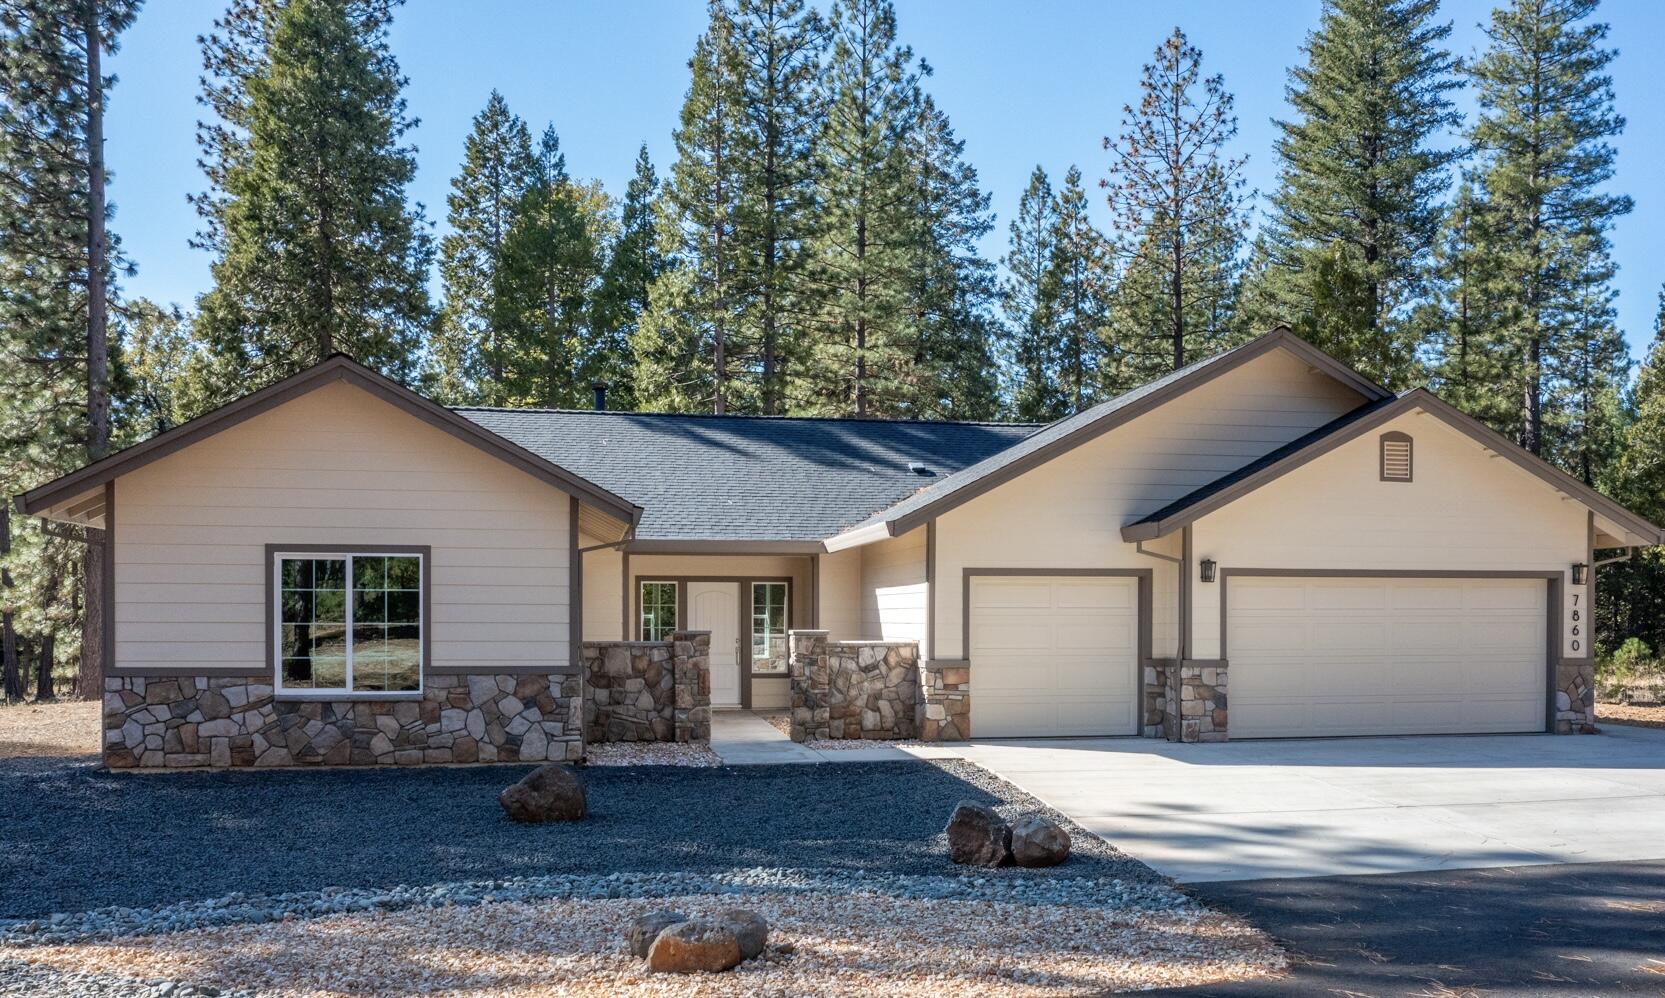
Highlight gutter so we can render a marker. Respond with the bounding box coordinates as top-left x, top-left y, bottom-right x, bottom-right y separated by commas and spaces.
822, 520, 893, 553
